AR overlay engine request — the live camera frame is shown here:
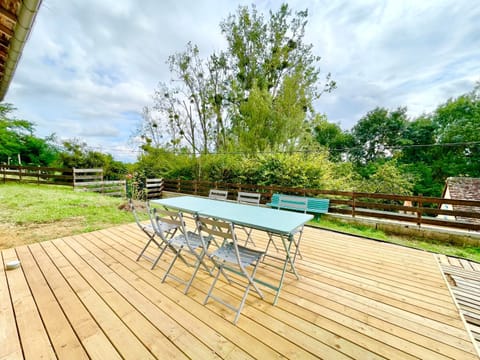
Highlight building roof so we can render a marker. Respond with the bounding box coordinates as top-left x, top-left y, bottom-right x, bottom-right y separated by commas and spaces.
443, 177, 480, 224
0, 0, 42, 101
444, 177, 480, 201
